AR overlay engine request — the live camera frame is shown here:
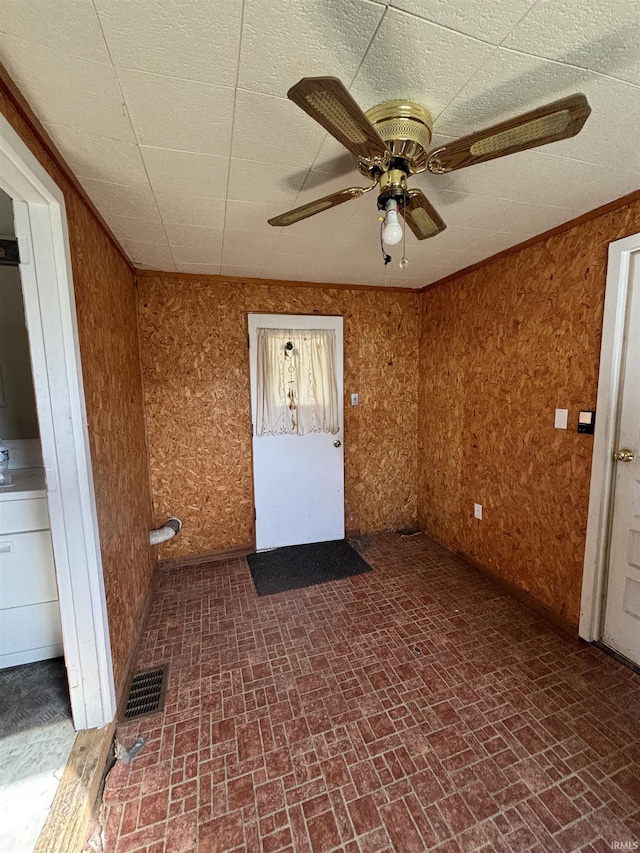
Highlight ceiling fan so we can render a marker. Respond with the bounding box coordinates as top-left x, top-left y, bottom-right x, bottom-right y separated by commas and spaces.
268, 77, 591, 250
